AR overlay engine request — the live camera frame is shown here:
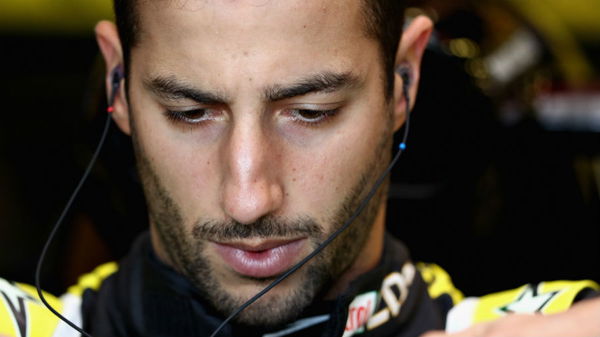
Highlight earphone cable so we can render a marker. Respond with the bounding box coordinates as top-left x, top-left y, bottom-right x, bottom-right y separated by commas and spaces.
34, 71, 412, 337
209, 89, 412, 337
34, 114, 113, 337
